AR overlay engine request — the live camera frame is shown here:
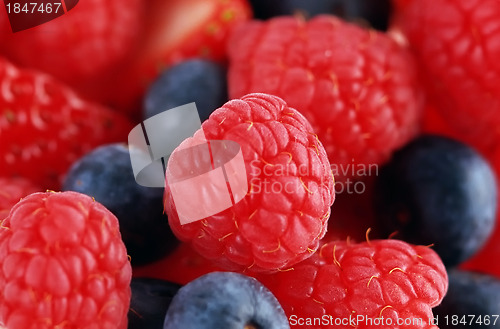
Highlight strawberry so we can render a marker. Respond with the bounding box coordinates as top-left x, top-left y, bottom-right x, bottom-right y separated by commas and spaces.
0, 57, 132, 190
0, 0, 144, 95
98, 0, 252, 116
